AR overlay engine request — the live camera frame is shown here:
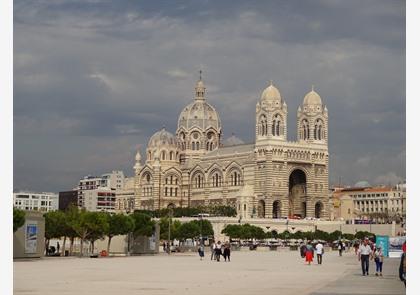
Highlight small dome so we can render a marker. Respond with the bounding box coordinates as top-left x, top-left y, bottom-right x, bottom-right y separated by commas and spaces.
148, 128, 178, 148
261, 82, 281, 102
196, 80, 205, 88
303, 89, 322, 105
223, 134, 245, 146
354, 181, 371, 188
